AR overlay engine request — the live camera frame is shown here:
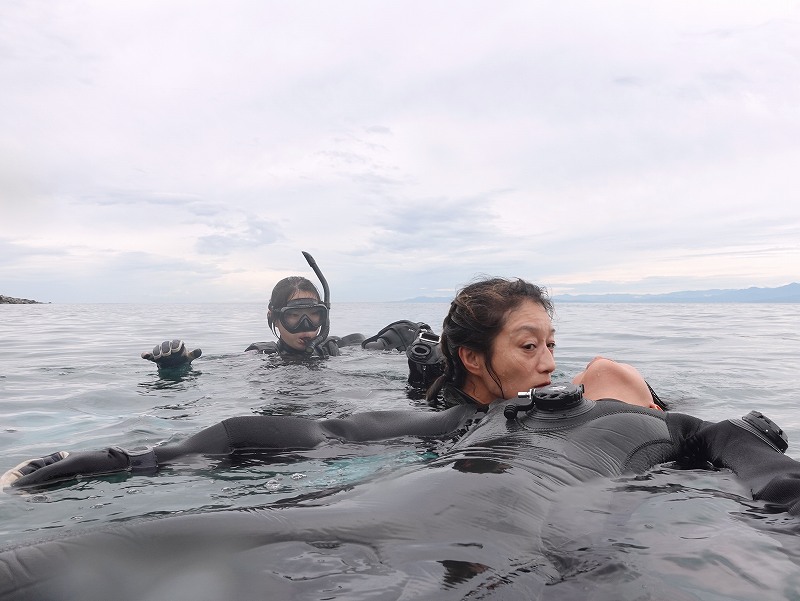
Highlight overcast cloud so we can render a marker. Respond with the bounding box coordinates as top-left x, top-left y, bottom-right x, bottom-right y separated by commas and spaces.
2, 1, 799, 302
